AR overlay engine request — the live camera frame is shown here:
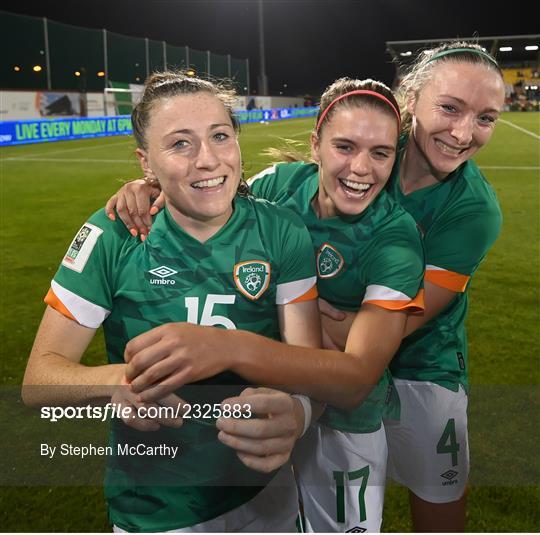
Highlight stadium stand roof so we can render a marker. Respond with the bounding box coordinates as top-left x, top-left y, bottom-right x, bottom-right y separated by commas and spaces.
386, 35, 540, 86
